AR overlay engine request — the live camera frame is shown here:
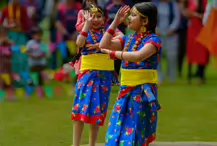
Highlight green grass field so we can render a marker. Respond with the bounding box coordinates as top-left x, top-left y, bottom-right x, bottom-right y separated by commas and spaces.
0, 61, 217, 146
